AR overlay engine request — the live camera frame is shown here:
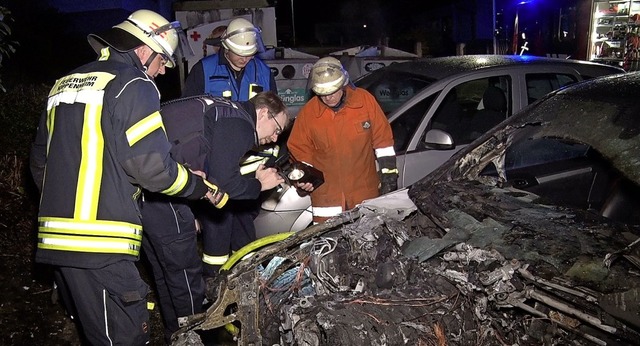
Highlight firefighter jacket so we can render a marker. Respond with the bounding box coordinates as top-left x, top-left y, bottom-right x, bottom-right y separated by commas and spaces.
182, 49, 276, 100
287, 86, 396, 222
30, 48, 214, 269
202, 100, 263, 199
